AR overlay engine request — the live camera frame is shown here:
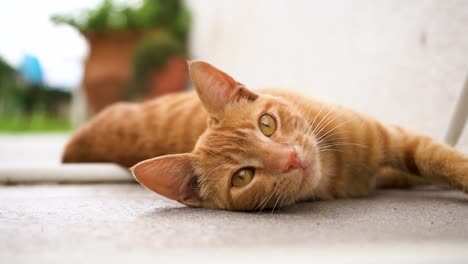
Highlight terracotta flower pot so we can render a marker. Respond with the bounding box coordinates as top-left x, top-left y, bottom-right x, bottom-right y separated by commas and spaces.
82, 31, 143, 114
81, 31, 188, 114
145, 56, 189, 98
